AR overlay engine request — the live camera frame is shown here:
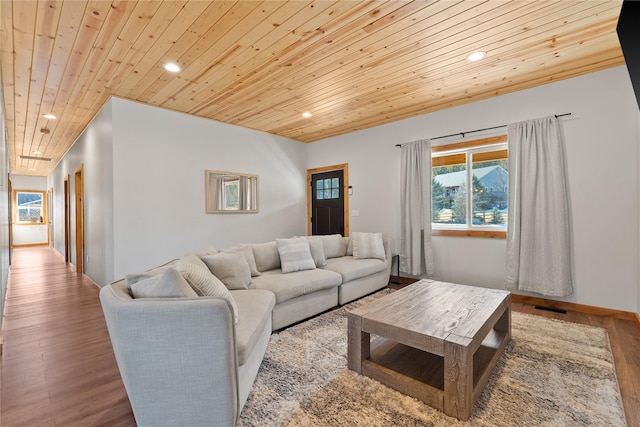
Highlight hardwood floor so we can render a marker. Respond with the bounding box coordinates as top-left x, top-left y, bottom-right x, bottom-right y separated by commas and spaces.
1, 247, 135, 426
1, 247, 639, 426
